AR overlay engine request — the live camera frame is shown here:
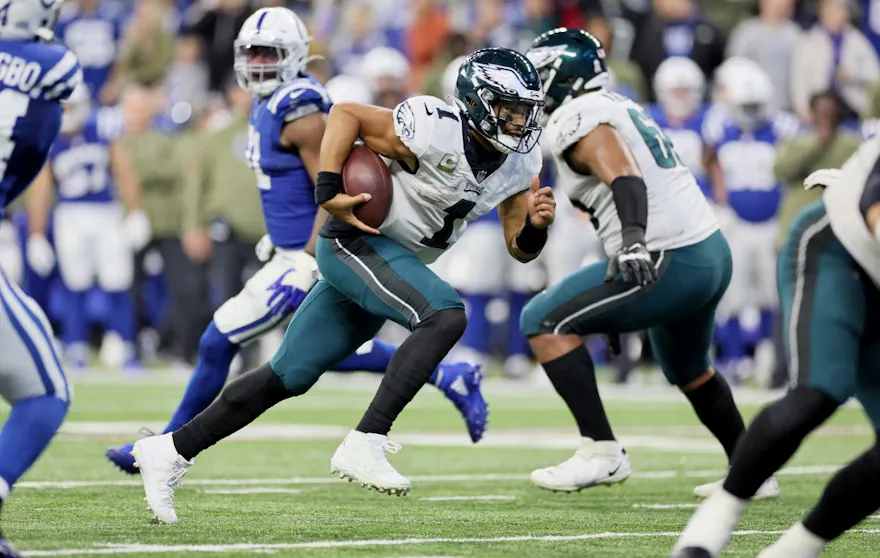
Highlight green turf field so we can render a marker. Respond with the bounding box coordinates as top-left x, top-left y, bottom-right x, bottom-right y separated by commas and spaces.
5, 371, 878, 557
